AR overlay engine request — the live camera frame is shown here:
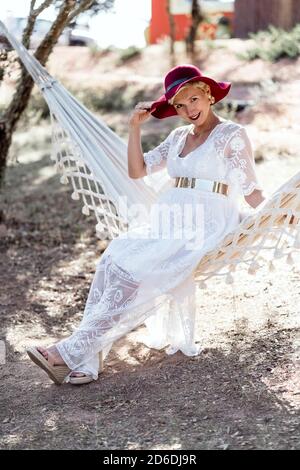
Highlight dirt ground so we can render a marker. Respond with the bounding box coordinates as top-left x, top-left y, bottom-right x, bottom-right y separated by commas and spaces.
0, 40, 300, 450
